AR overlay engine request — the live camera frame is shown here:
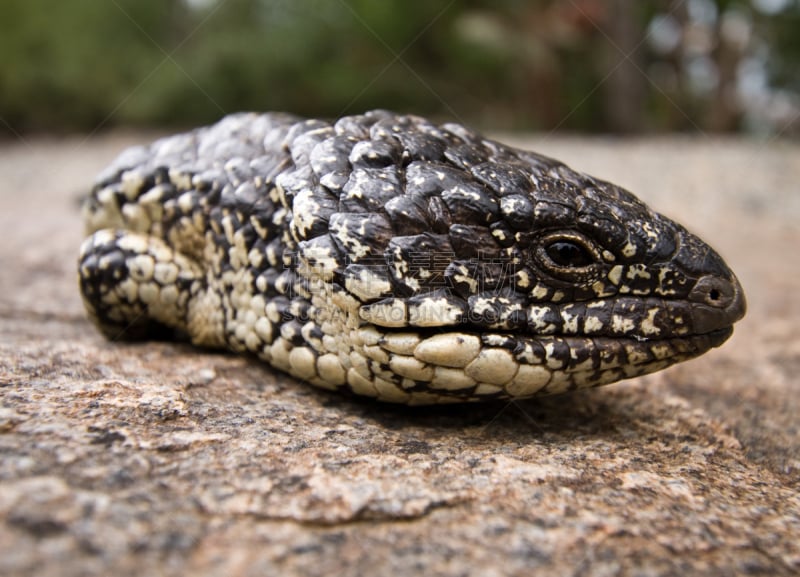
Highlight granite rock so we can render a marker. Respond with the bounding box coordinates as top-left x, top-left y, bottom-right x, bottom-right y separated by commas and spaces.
1, 133, 798, 577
